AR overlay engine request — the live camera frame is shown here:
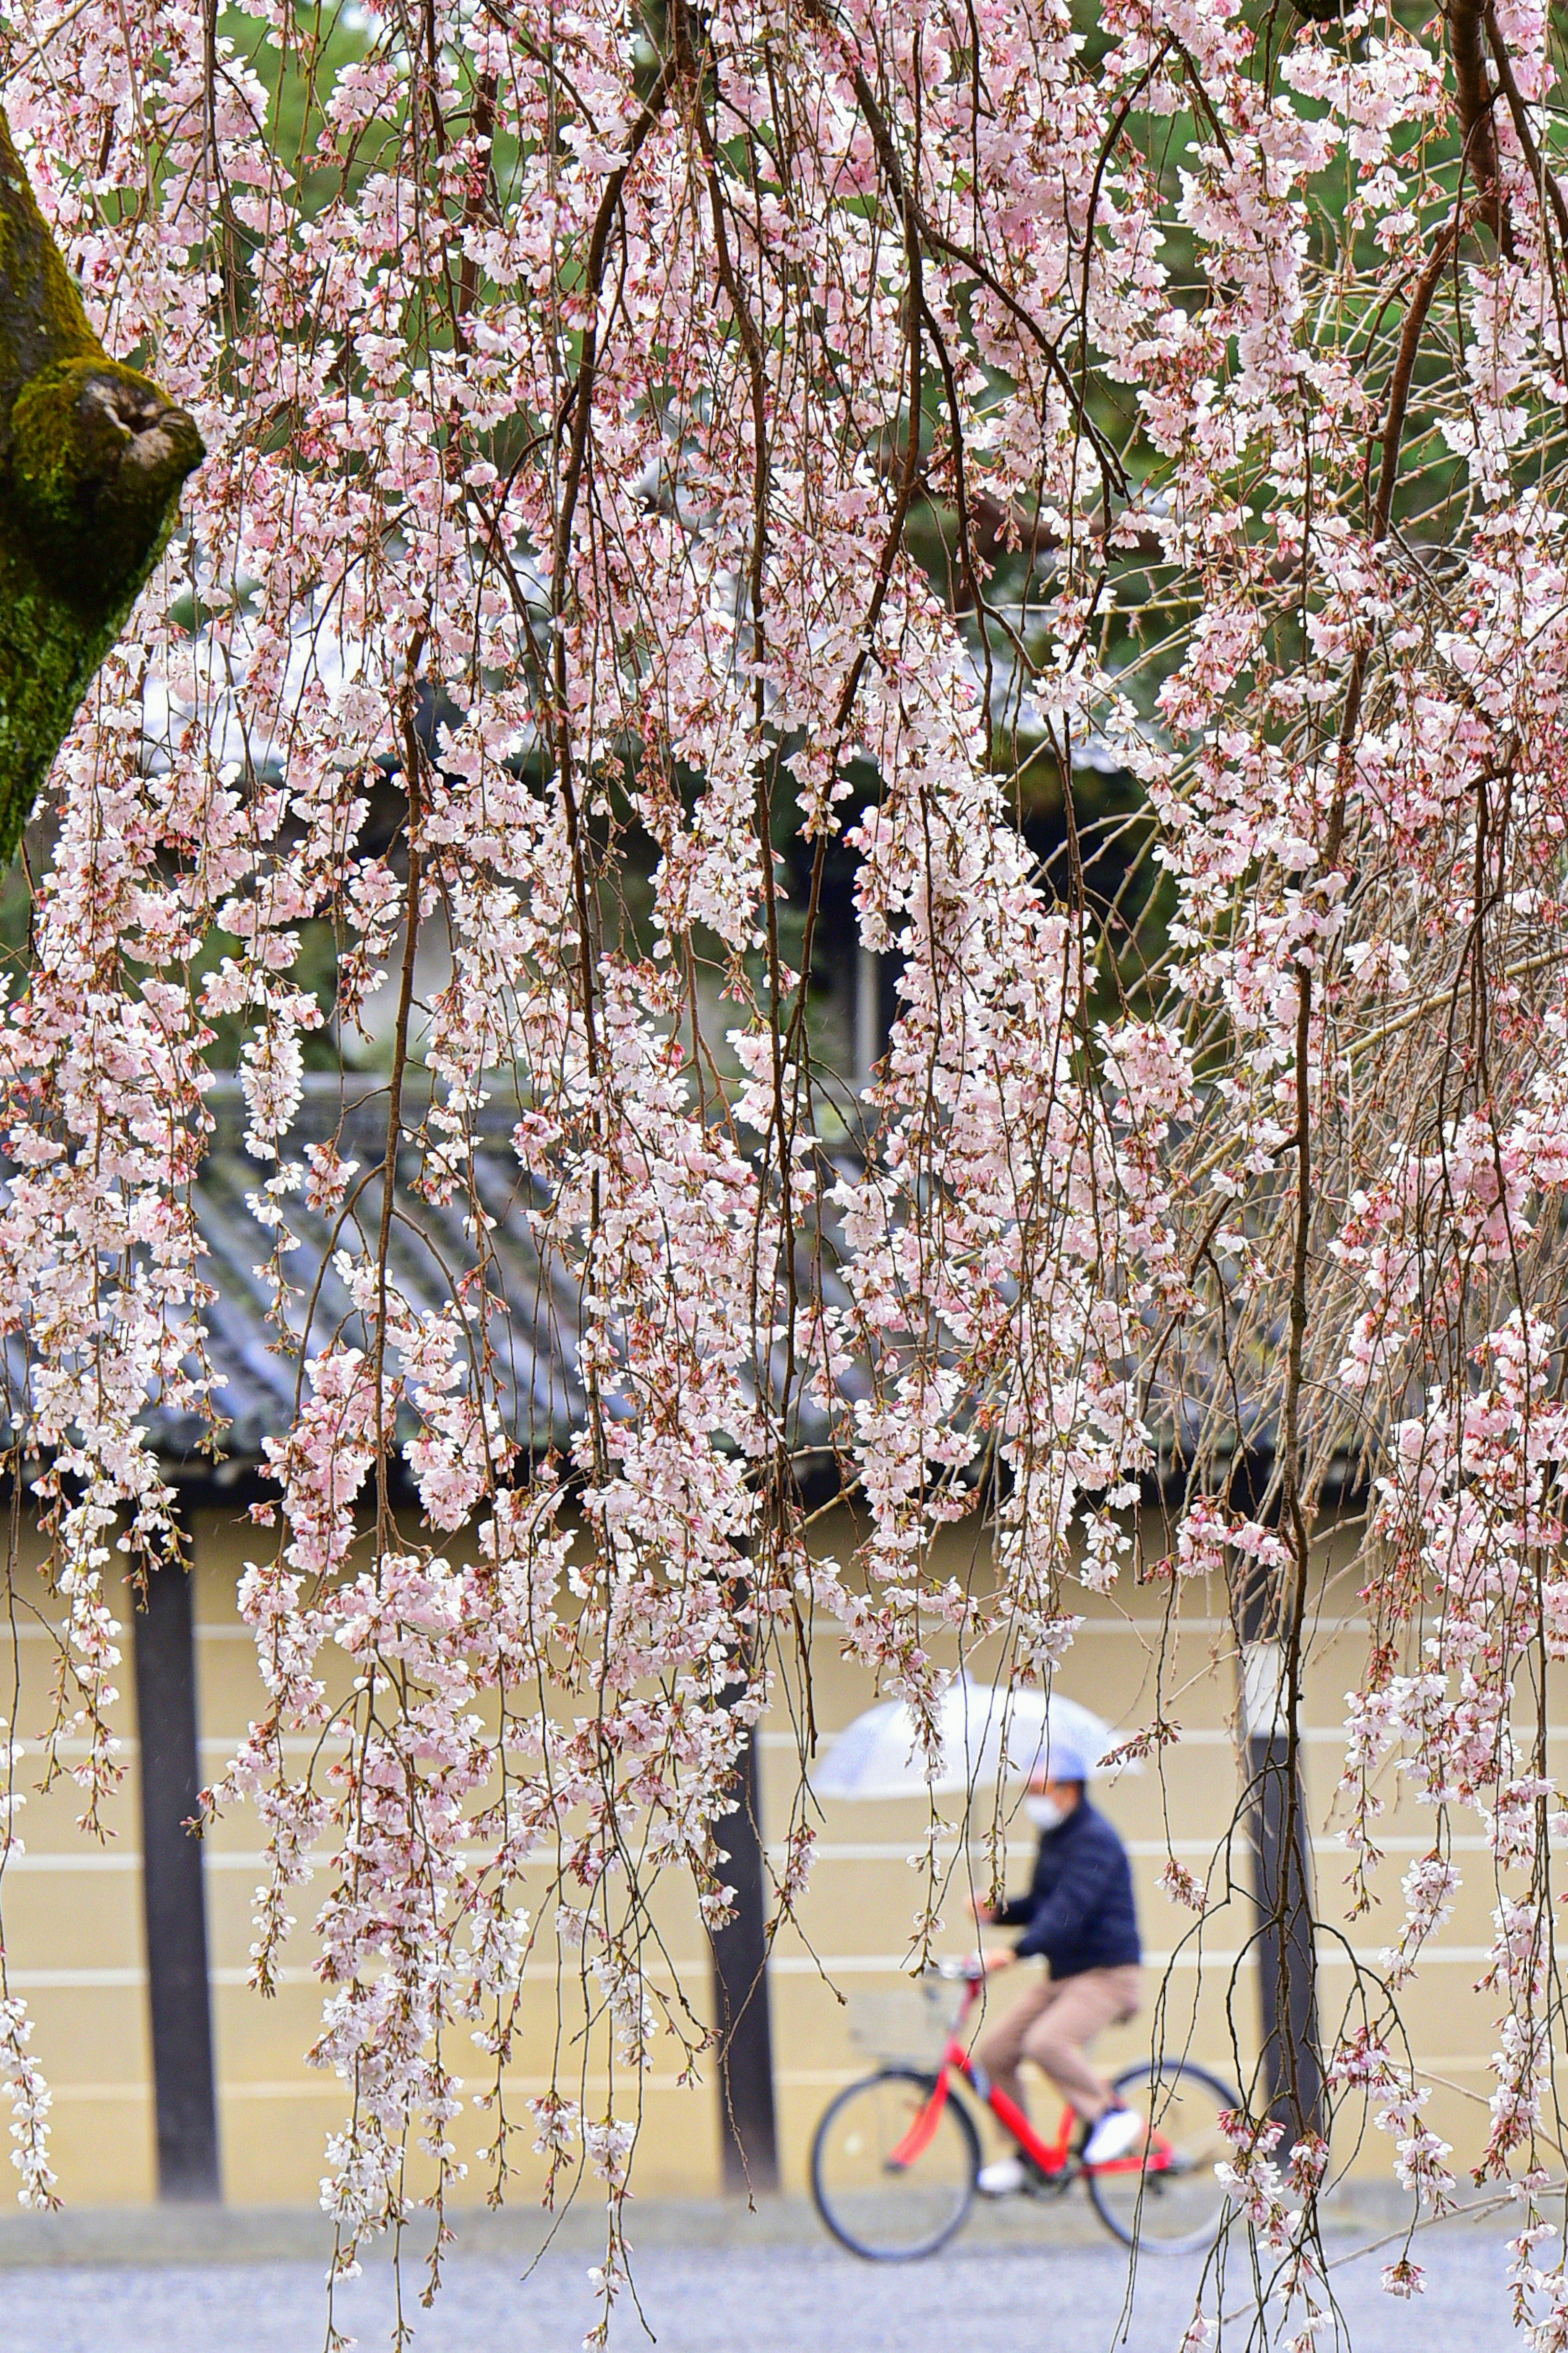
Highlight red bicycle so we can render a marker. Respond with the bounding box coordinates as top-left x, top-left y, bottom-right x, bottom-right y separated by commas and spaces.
810, 1960, 1238, 2261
